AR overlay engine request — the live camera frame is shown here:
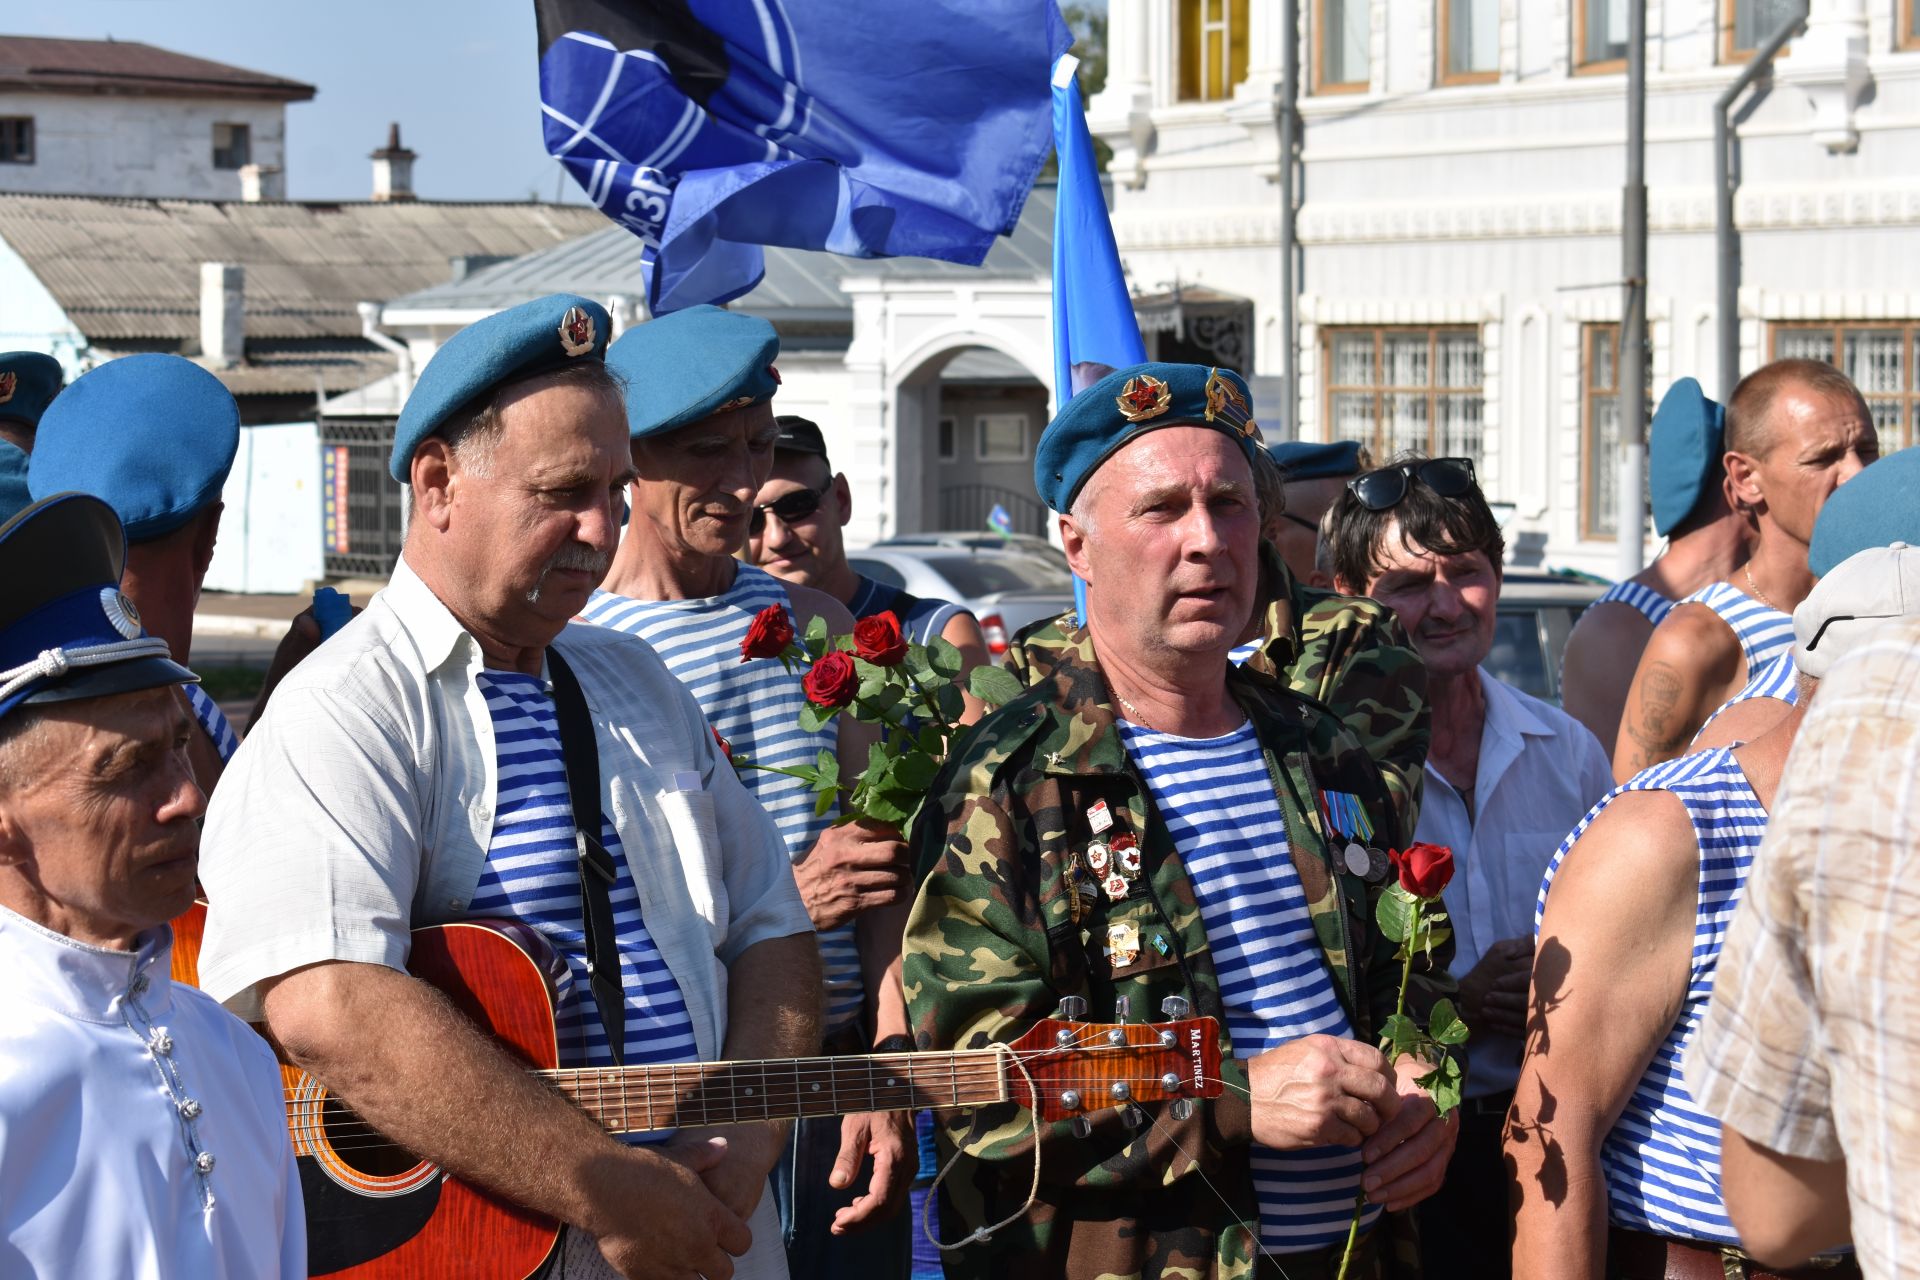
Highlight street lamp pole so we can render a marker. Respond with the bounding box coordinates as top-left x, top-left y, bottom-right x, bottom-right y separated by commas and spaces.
1615, 0, 1649, 580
